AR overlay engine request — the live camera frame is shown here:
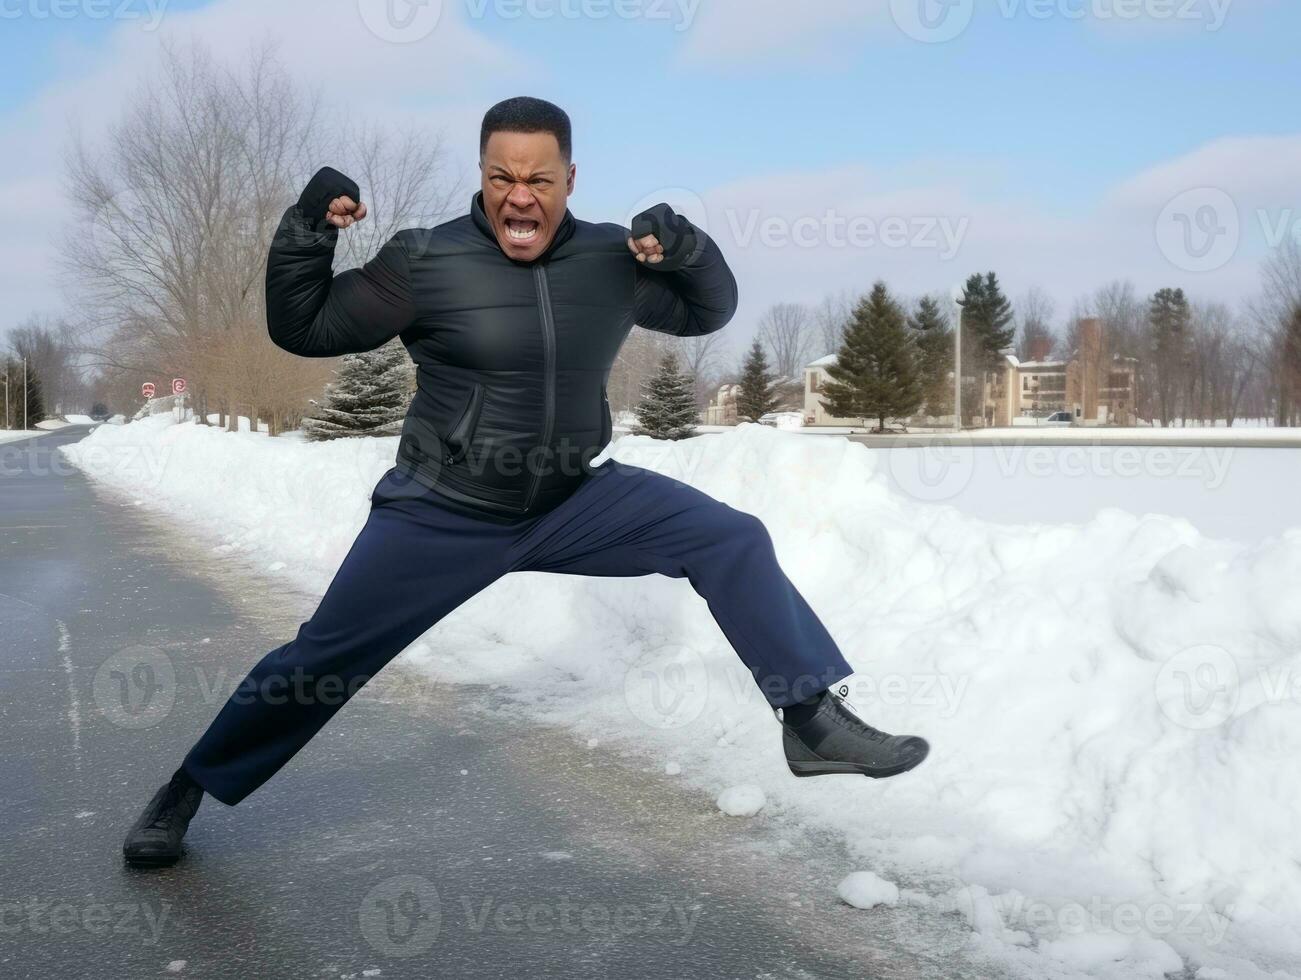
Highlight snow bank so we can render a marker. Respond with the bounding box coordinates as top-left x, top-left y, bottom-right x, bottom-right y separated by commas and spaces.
59, 416, 1301, 978
0, 430, 44, 445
